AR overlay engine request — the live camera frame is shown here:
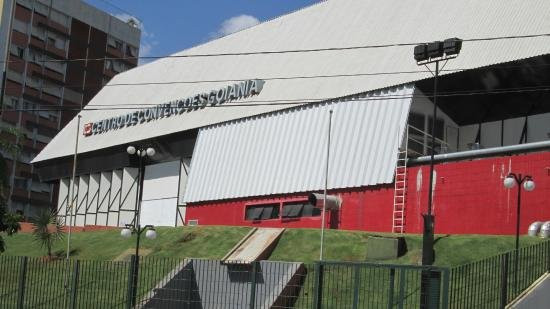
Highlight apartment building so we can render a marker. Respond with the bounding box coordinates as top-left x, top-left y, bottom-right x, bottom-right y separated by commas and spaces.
0, 0, 140, 218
